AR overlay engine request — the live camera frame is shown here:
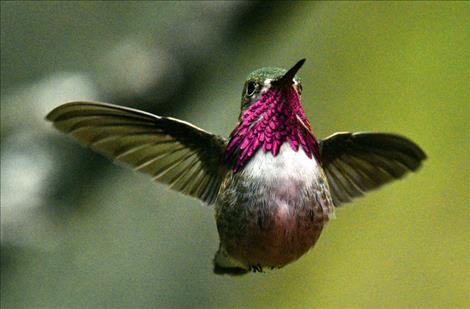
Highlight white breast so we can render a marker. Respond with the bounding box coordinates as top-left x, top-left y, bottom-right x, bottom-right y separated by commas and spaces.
242, 142, 322, 184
